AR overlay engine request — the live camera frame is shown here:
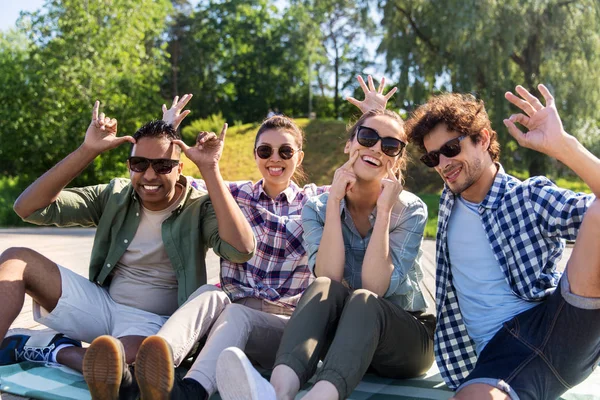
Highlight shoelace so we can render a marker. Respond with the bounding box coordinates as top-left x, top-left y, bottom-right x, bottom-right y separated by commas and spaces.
15, 344, 54, 365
